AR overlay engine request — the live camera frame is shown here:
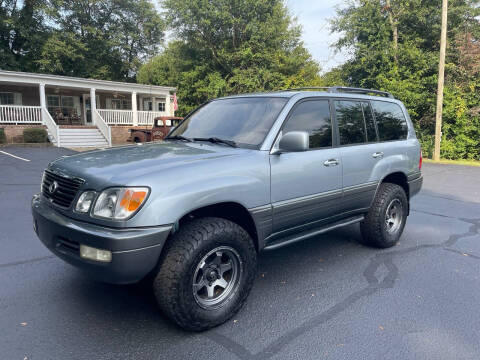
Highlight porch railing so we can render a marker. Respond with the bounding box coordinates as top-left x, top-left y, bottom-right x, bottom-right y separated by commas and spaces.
0, 105, 42, 124
97, 109, 133, 125
42, 108, 60, 147
96, 109, 167, 126
138, 111, 166, 125
93, 109, 112, 146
